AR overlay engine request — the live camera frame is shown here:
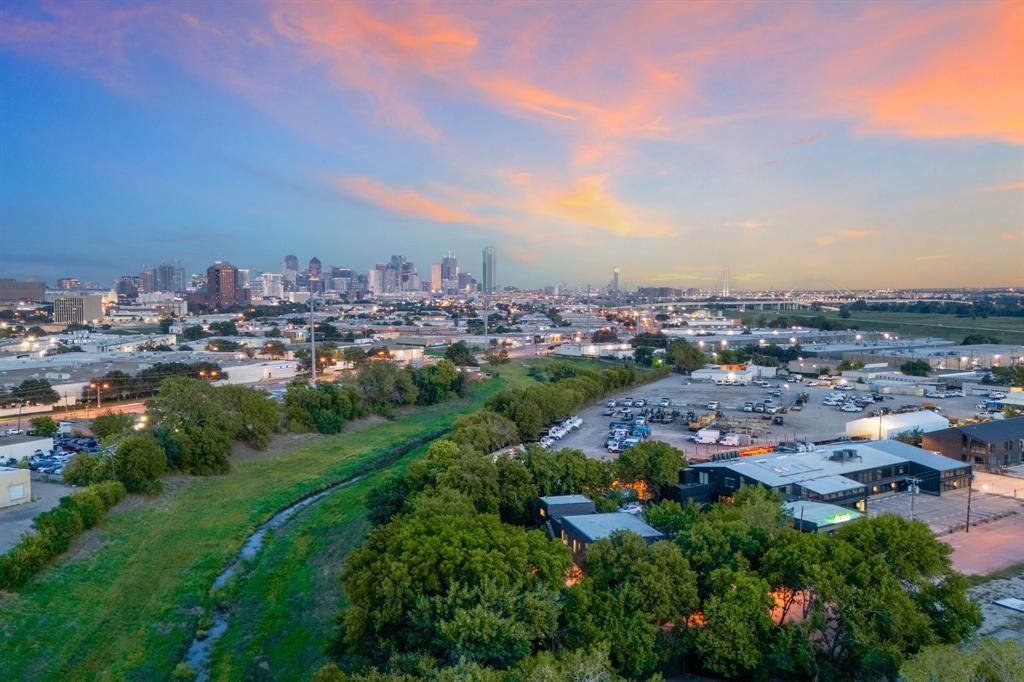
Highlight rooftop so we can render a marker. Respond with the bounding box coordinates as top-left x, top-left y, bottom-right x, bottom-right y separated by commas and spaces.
561, 512, 664, 542
784, 500, 864, 526
539, 494, 593, 505
946, 417, 1024, 443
